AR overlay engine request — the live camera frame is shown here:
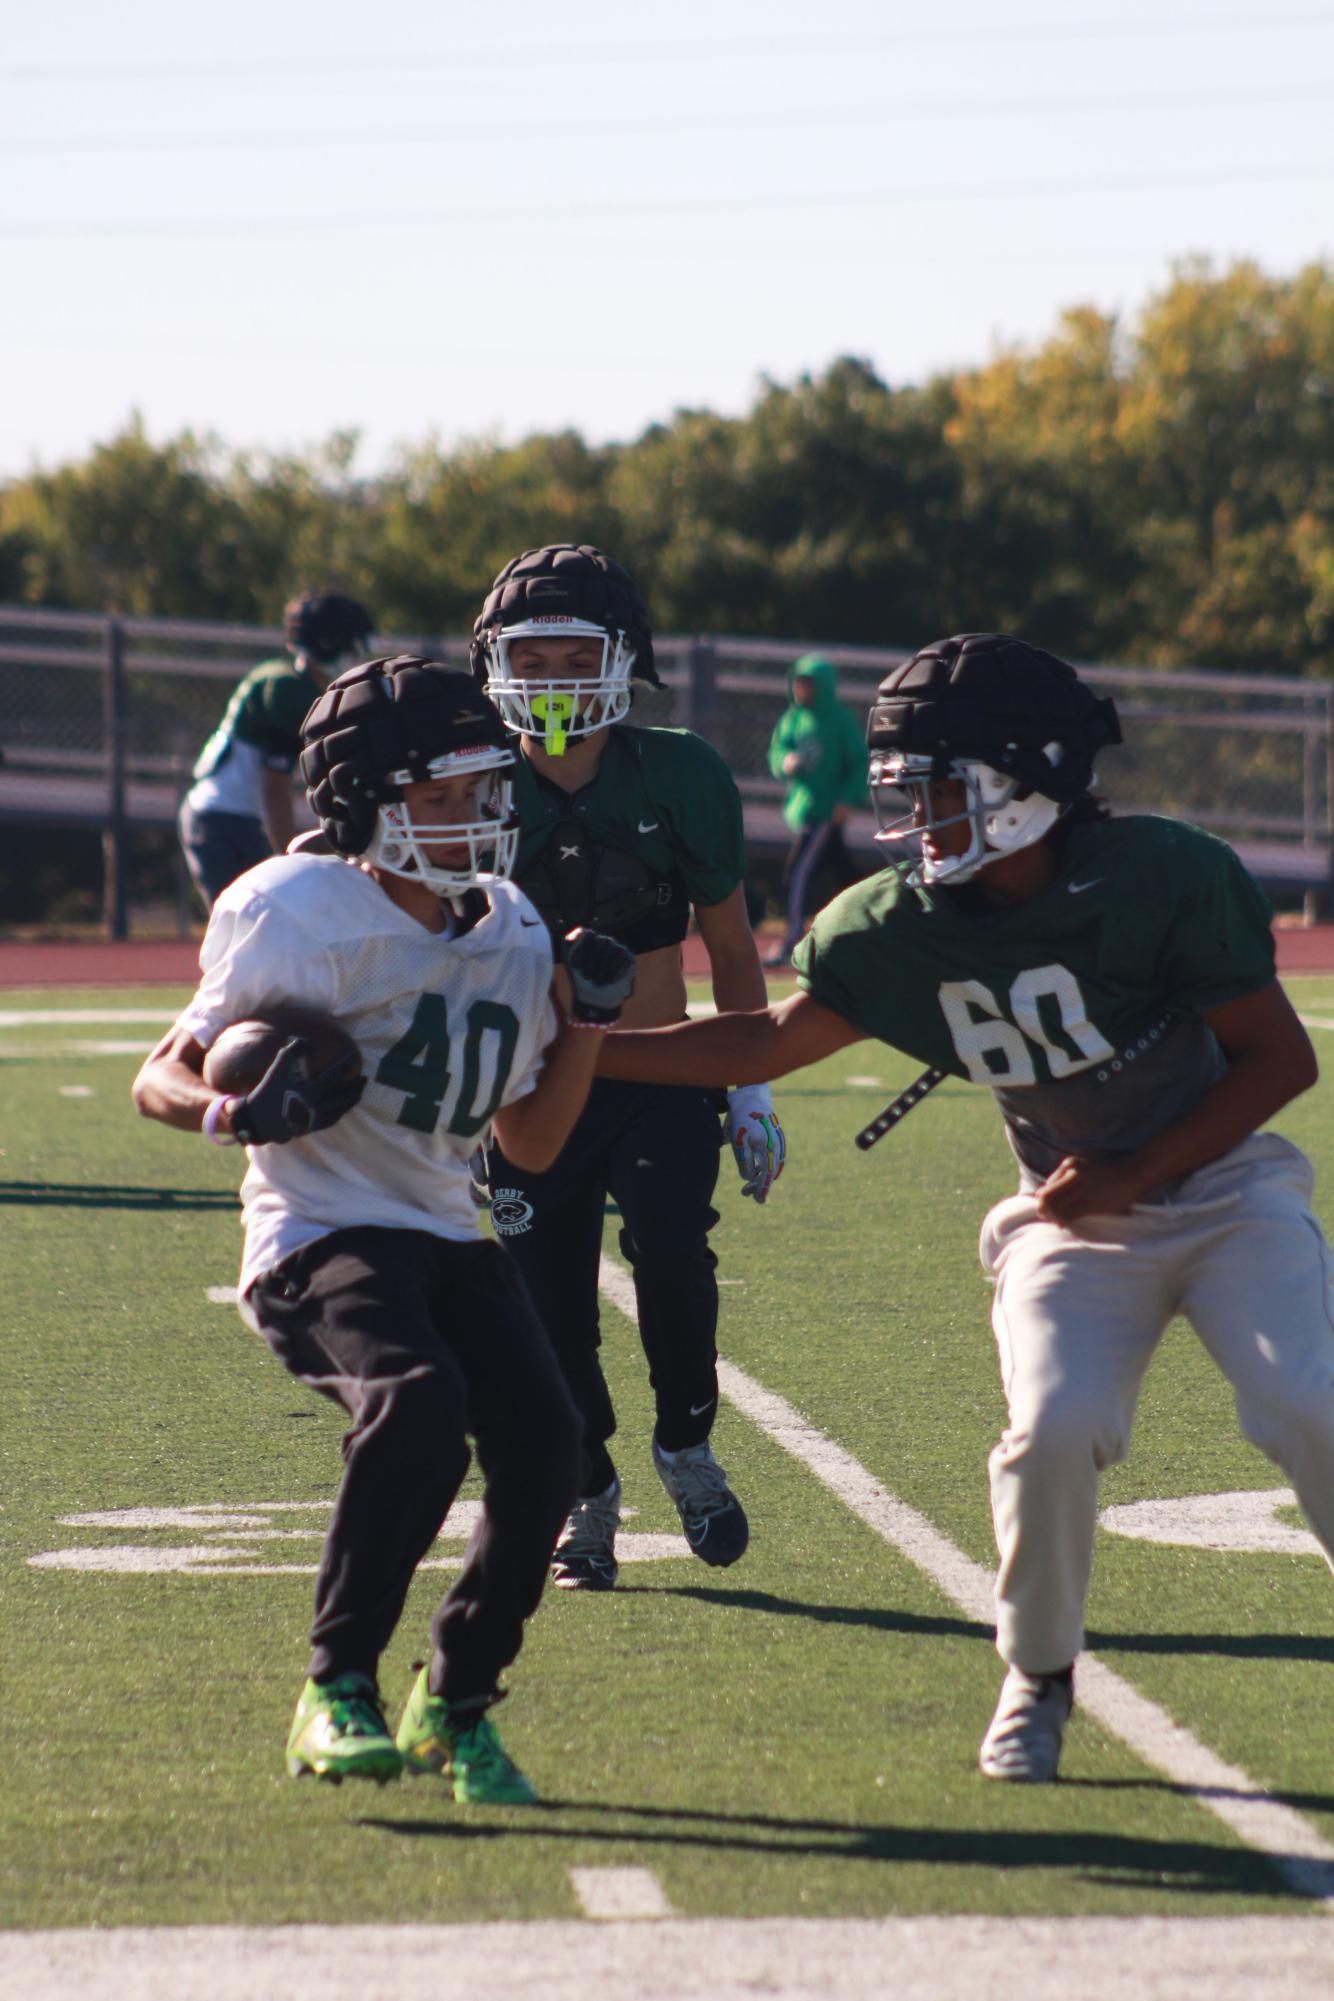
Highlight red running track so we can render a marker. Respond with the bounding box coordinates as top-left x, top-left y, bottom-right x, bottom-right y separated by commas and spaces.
3, 925, 1334, 987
